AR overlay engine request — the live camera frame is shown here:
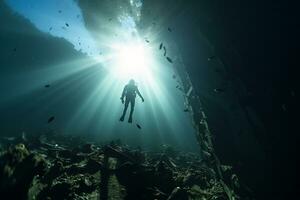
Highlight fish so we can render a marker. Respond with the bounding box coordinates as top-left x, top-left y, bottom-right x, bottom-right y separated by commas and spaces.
166, 57, 173, 63
136, 124, 142, 129
208, 56, 216, 61
214, 88, 225, 93
168, 27, 172, 32
159, 43, 163, 50
65, 23, 69, 27
47, 116, 55, 123
44, 84, 50, 88
163, 46, 167, 56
